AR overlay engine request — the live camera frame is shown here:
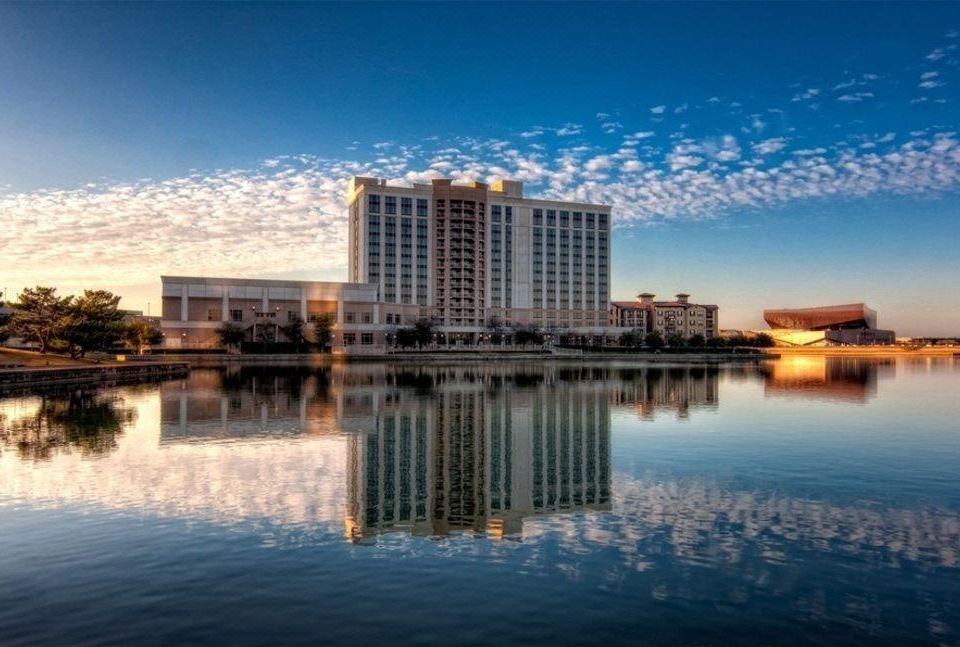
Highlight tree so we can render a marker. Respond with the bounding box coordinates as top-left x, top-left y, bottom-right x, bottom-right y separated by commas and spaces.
9, 286, 72, 353
666, 332, 687, 348
486, 316, 505, 345
687, 333, 706, 349
0, 311, 11, 344
313, 313, 335, 352
122, 320, 164, 354
281, 315, 308, 352
644, 330, 664, 350
61, 290, 125, 358
753, 332, 775, 348
514, 324, 544, 346
395, 327, 419, 348
215, 322, 247, 352
412, 317, 435, 348
619, 328, 644, 348
725, 333, 748, 347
